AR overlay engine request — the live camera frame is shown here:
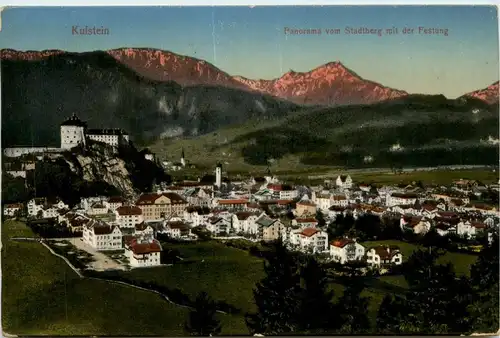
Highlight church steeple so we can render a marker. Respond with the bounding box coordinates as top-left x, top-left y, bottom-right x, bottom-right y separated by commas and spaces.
181, 148, 186, 167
